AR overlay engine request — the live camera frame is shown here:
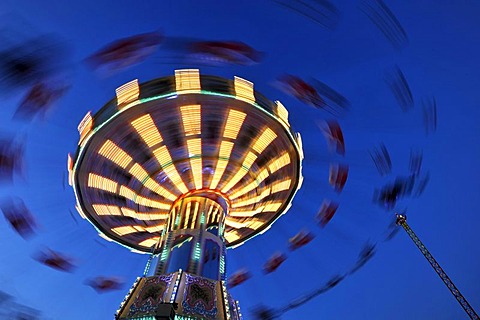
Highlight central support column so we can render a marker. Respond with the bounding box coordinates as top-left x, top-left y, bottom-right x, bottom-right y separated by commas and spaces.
116, 191, 242, 320
155, 192, 229, 281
